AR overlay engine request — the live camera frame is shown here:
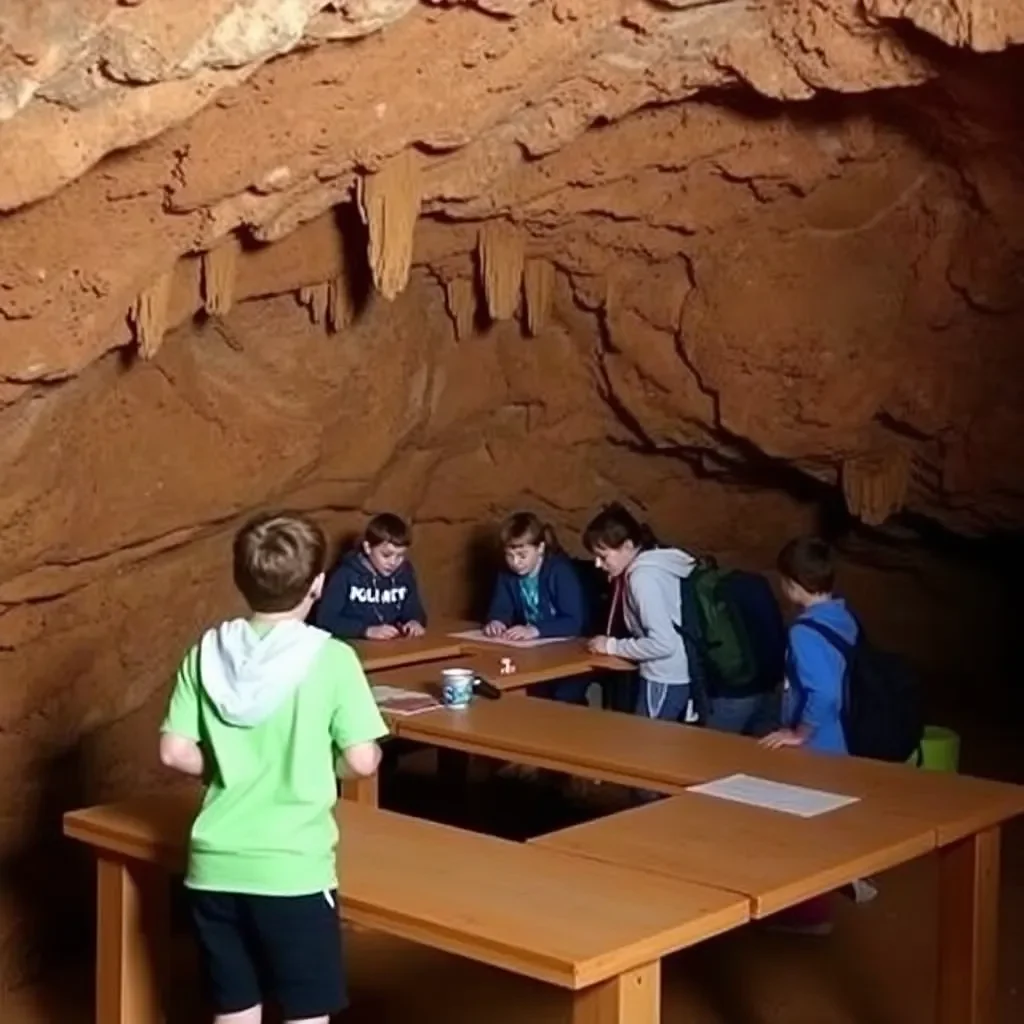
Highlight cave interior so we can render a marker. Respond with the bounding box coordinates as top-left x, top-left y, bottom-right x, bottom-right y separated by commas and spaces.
1, 0, 1024, 1020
